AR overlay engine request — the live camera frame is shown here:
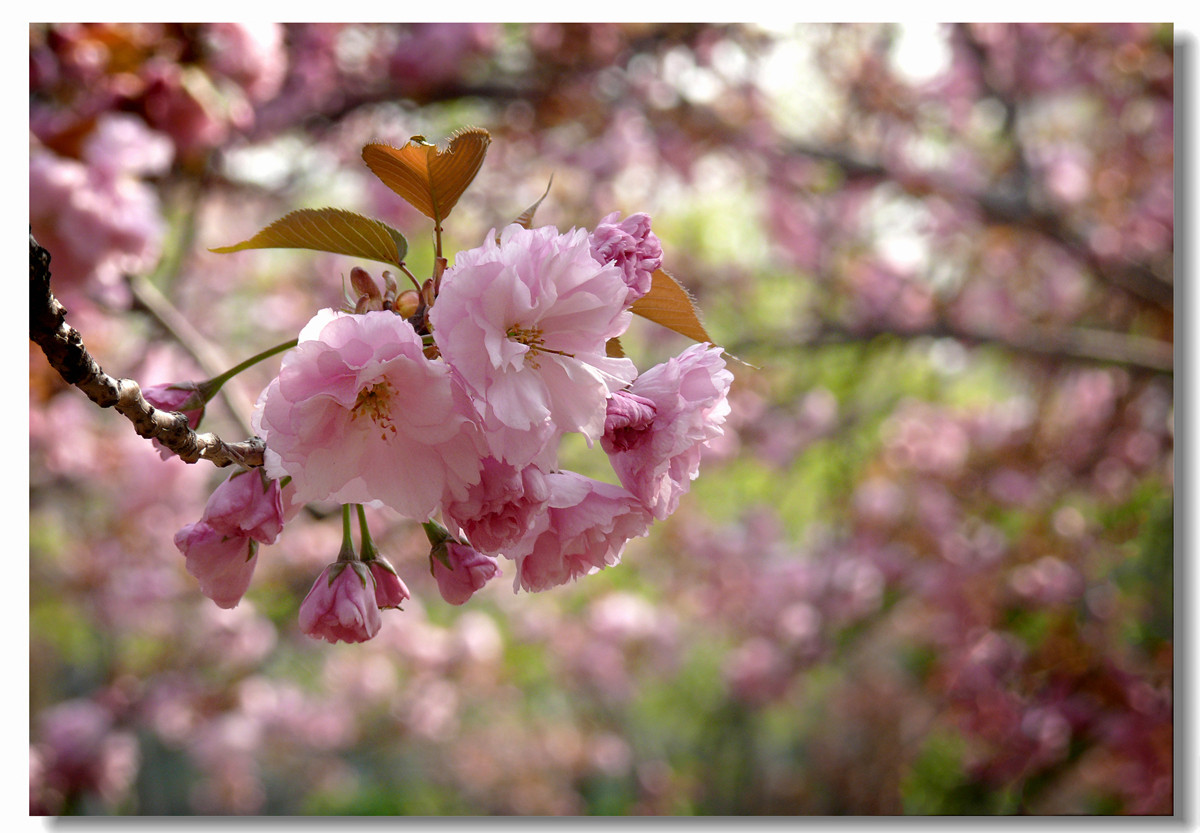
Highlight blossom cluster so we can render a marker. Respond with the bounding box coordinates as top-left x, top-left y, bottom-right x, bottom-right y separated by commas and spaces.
171, 215, 731, 643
